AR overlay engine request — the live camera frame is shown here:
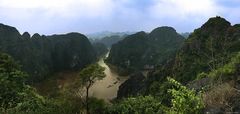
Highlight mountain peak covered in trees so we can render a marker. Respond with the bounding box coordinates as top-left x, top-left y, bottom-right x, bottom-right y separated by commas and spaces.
202, 16, 231, 29
106, 26, 184, 75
